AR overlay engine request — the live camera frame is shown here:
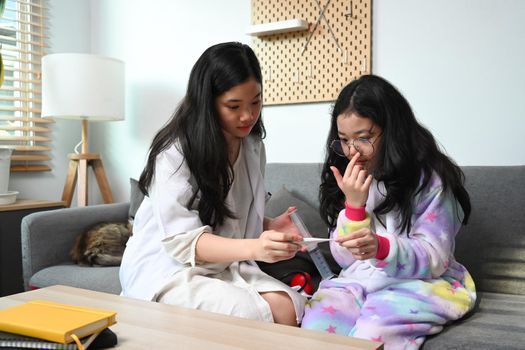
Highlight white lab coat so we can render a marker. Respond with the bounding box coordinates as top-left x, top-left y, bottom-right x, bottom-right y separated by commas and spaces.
119, 135, 305, 323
